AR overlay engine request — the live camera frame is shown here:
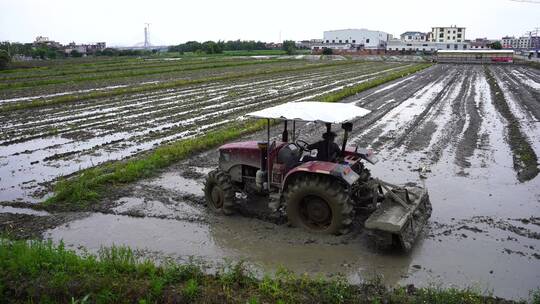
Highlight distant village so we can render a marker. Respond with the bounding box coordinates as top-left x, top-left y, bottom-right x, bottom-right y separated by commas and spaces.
3, 25, 540, 61
10, 36, 107, 60
300, 26, 540, 58
33, 36, 107, 55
